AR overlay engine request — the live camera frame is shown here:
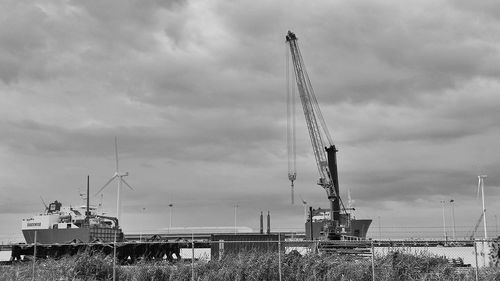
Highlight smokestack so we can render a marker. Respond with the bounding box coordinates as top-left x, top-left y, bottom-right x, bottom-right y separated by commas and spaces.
260, 211, 264, 234
309, 206, 314, 240
267, 211, 271, 234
